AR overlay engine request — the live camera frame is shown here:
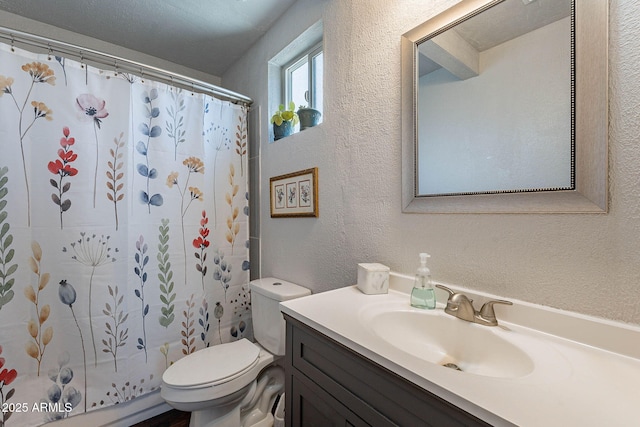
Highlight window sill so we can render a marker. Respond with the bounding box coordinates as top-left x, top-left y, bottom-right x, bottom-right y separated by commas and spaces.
270, 122, 323, 143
